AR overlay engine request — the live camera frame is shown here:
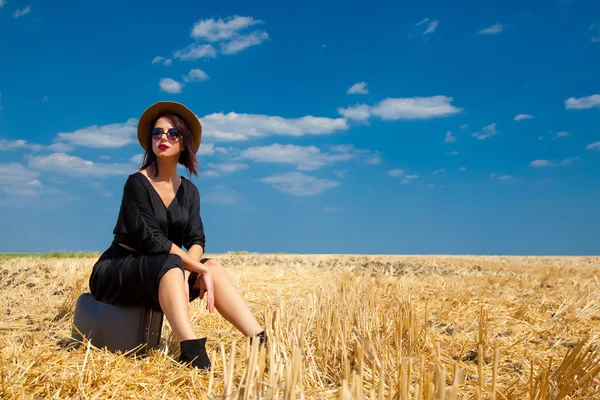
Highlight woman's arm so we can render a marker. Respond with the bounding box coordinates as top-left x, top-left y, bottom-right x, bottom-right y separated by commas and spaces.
186, 243, 205, 262
170, 242, 214, 313
169, 243, 206, 273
